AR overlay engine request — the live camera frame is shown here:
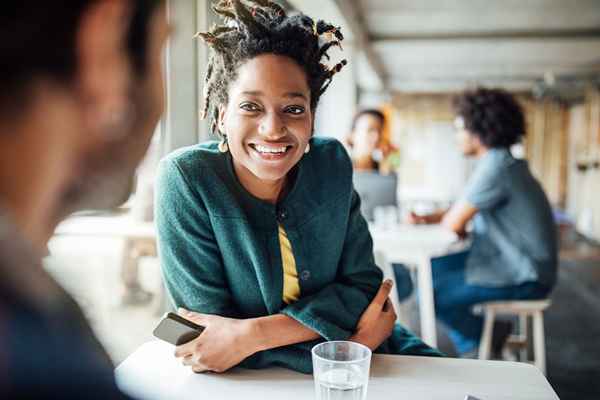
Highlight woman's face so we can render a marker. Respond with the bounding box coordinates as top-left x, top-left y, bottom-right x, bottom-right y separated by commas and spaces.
352, 114, 382, 157
219, 54, 313, 183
